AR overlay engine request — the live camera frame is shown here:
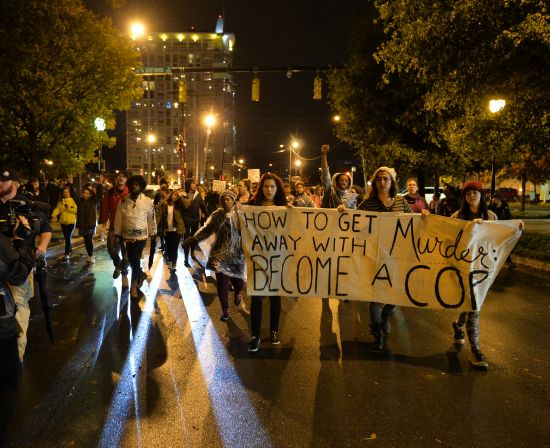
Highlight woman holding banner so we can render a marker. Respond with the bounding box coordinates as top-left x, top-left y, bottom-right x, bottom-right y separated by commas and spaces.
450, 180, 498, 369
247, 173, 289, 352
356, 167, 426, 350
182, 190, 245, 322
